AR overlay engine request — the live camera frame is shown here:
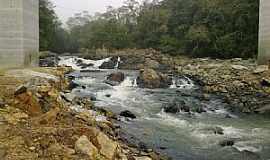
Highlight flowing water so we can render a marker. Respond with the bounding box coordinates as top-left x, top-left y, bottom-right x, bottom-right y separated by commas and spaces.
60, 56, 270, 160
